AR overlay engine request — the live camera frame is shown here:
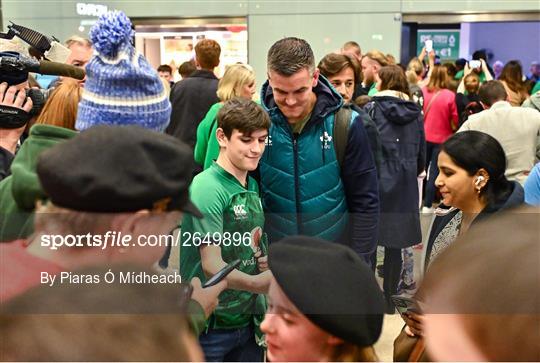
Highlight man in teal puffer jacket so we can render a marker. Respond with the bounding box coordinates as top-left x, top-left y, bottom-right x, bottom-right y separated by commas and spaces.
259, 37, 379, 265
